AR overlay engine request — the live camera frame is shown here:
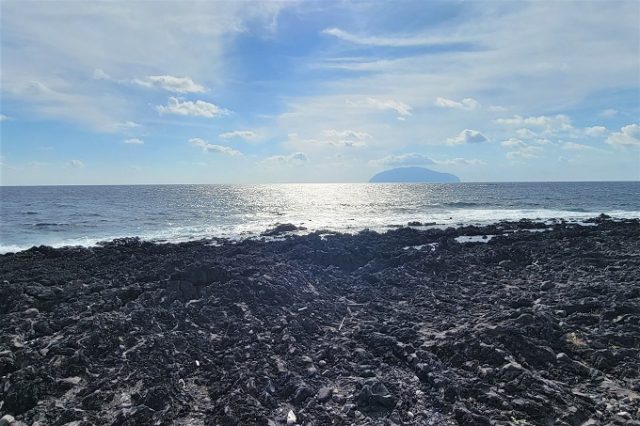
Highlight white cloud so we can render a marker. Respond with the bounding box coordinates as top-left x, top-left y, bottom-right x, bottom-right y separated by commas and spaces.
134, 75, 206, 93
558, 156, 576, 163
95, 70, 207, 94
502, 137, 545, 160
434, 158, 485, 166
219, 130, 259, 140
1, 2, 283, 130
312, 2, 639, 133
606, 124, 640, 147
321, 27, 458, 47
93, 68, 111, 80
123, 138, 144, 145
189, 138, 242, 156
319, 140, 368, 148
346, 97, 412, 118
506, 146, 543, 160
157, 97, 230, 118
584, 126, 607, 136
446, 129, 489, 145
562, 142, 592, 150
5, 80, 128, 132
27, 161, 48, 168
501, 138, 526, 148
69, 159, 85, 168
515, 128, 537, 139
285, 130, 371, 149
0, 114, 10, 121
495, 114, 573, 133
489, 105, 509, 113
0, 155, 18, 171
323, 129, 372, 140
115, 121, 140, 130
434, 97, 480, 111
600, 108, 618, 118
320, 129, 371, 147
263, 152, 308, 165
370, 153, 484, 167
370, 153, 434, 167
3, 2, 639, 183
